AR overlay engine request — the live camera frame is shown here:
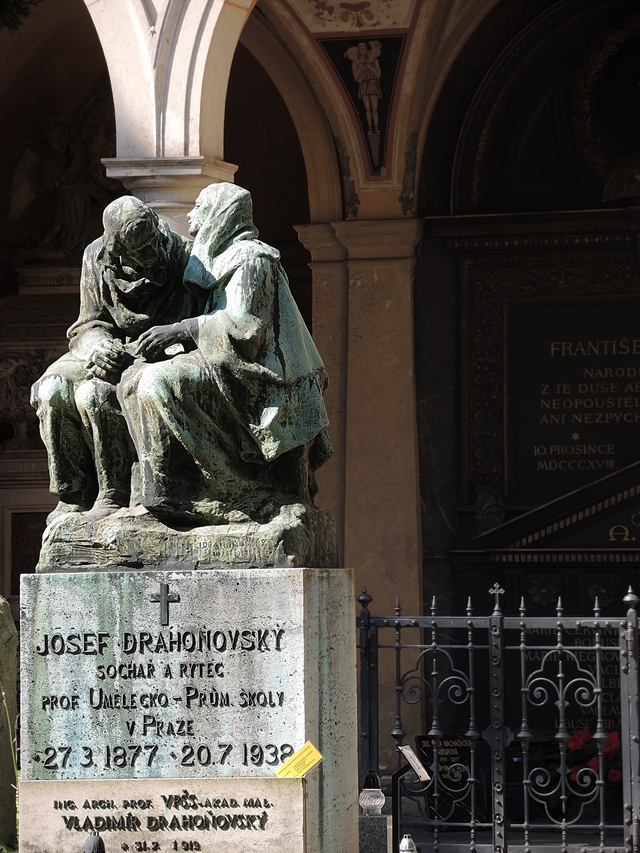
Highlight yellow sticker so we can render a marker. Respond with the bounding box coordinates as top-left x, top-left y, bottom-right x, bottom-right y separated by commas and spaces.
275, 742, 323, 777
